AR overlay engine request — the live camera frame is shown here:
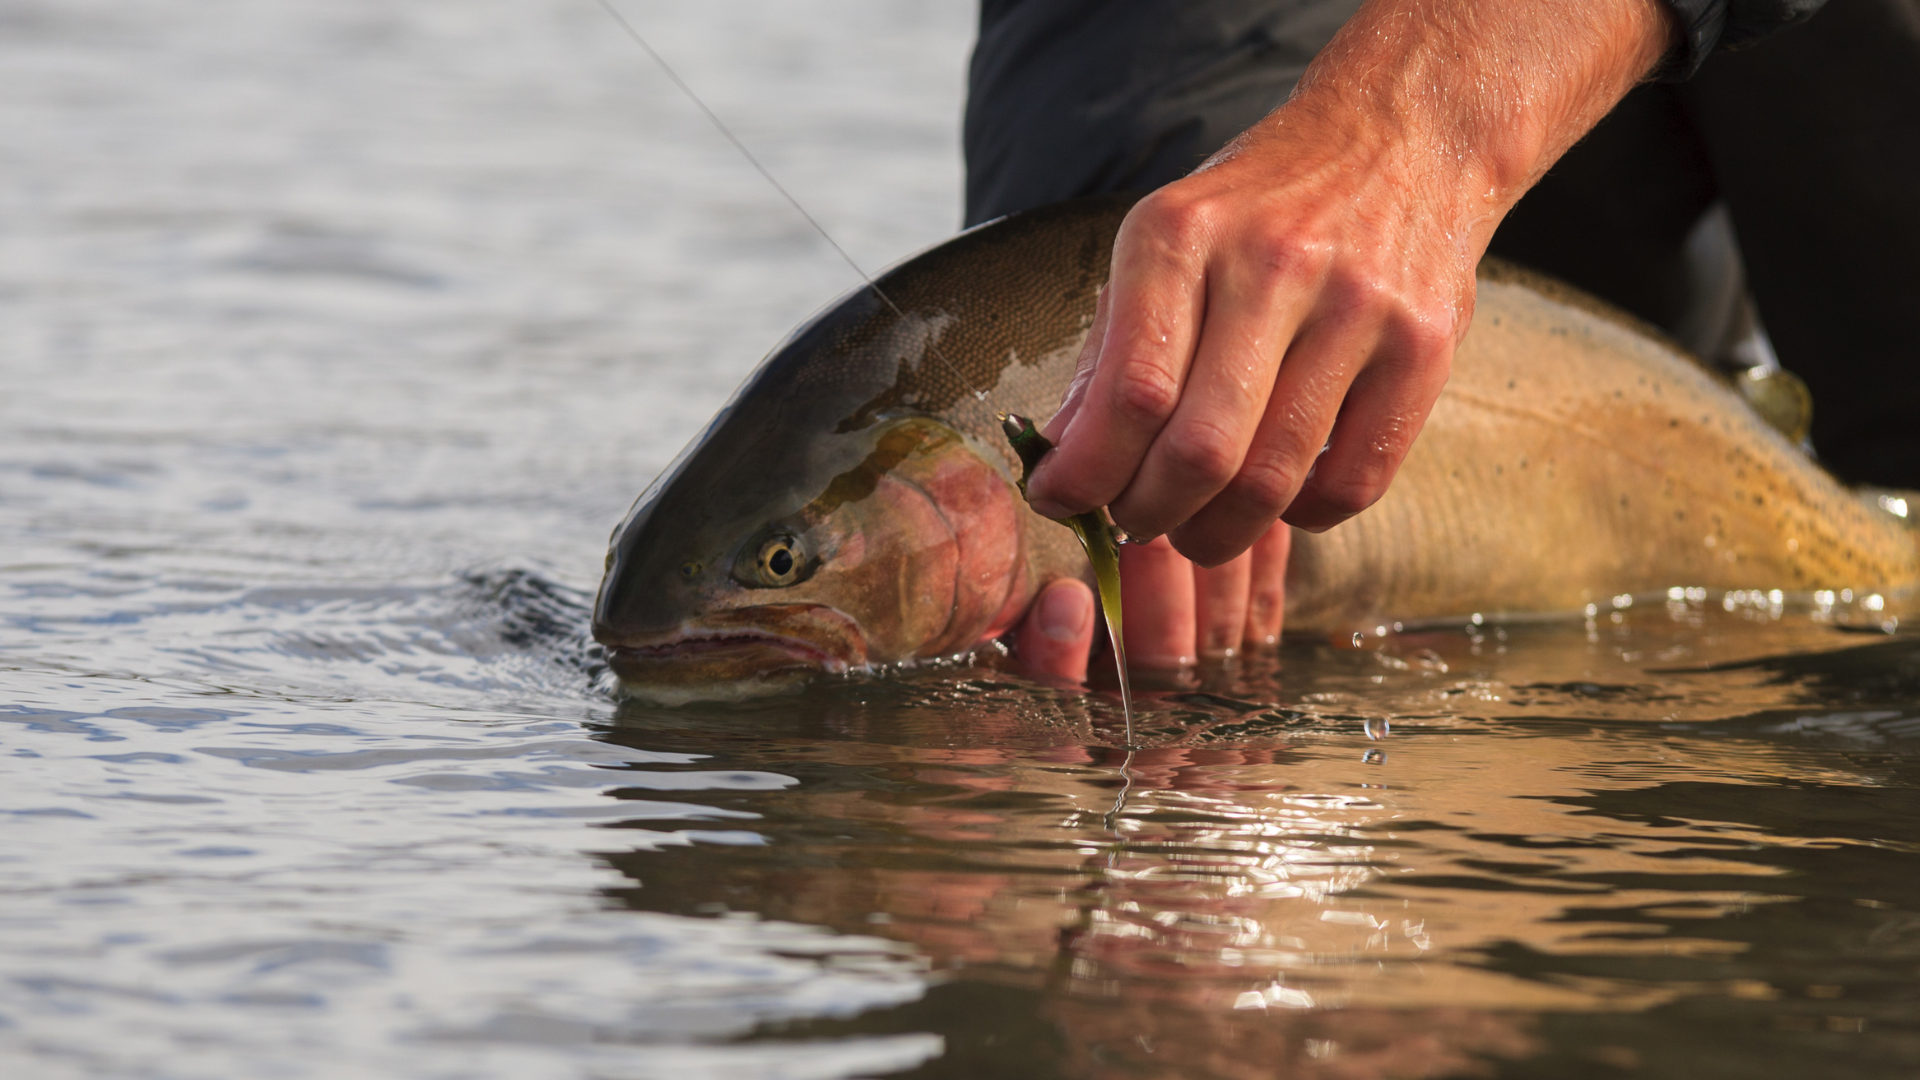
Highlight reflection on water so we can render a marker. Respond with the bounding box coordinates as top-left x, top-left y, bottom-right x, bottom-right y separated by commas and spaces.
4, 1, 1920, 1078
597, 613, 1920, 1078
